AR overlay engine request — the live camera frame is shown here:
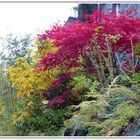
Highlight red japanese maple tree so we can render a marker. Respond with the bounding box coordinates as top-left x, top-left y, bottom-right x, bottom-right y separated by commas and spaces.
37, 9, 140, 107
38, 9, 140, 71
